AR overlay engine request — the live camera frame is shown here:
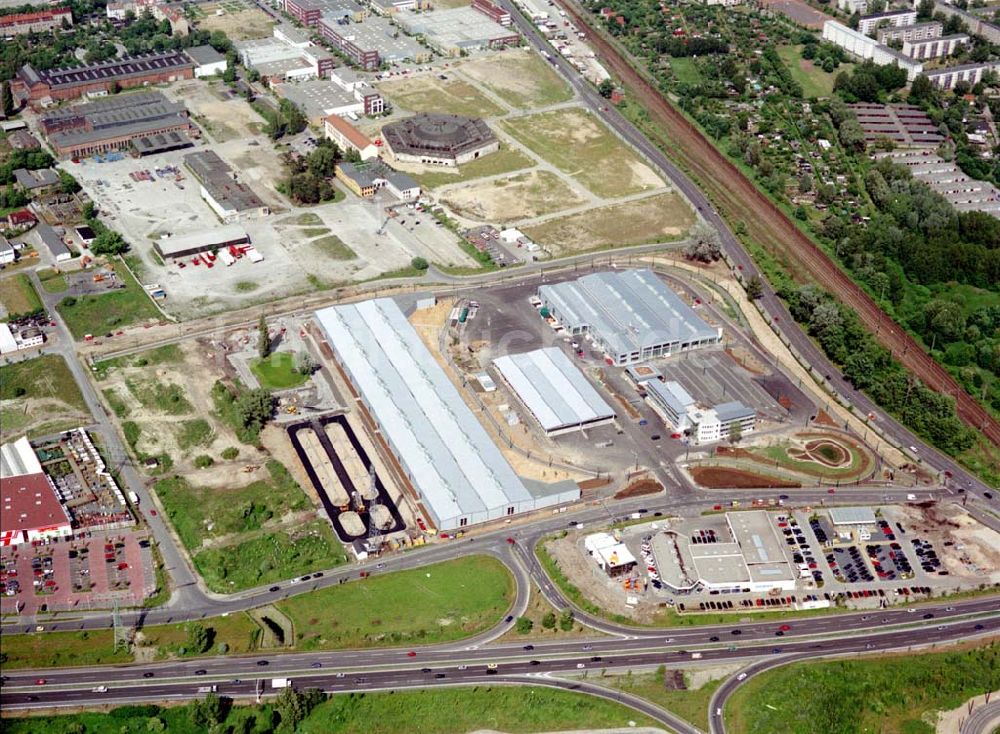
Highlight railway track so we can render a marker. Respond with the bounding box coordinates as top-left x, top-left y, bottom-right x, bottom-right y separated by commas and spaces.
561, 0, 1000, 448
